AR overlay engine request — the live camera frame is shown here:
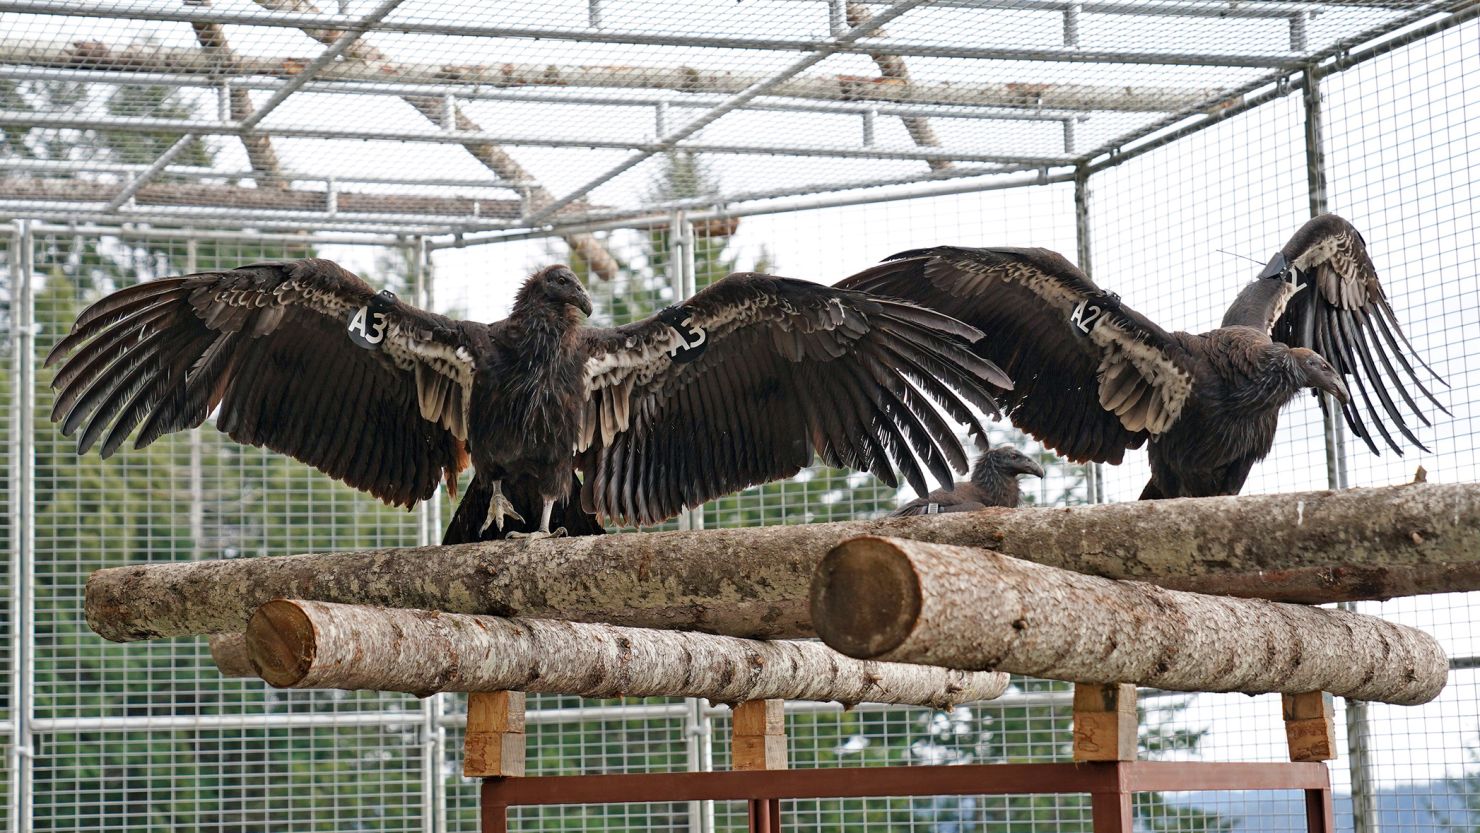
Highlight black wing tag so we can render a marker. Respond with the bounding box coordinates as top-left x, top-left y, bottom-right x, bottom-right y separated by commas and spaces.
347, 290, 397, 350
1257, 251, 1304, 291
1069, 298, 1107, 337
656, 306, 708, 364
